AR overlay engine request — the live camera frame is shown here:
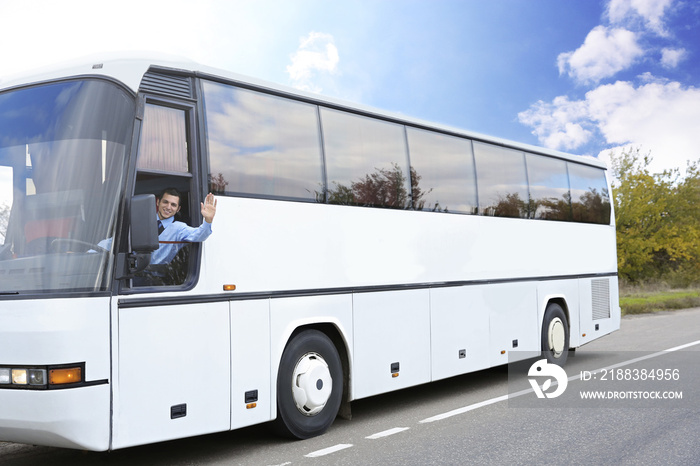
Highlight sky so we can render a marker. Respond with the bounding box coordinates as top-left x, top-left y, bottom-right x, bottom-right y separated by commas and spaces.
1, 0, 699, 176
